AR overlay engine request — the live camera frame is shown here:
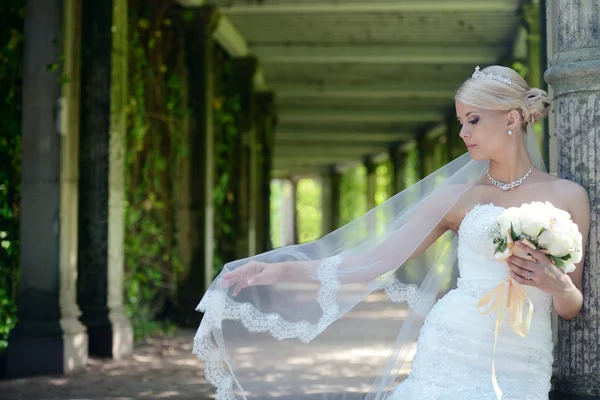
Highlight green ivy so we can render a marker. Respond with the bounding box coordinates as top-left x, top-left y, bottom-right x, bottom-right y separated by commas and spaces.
0, 1, 24, 352
124, 1, 186, 340
212, 49, 241, 277
296, 179, 322, 243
